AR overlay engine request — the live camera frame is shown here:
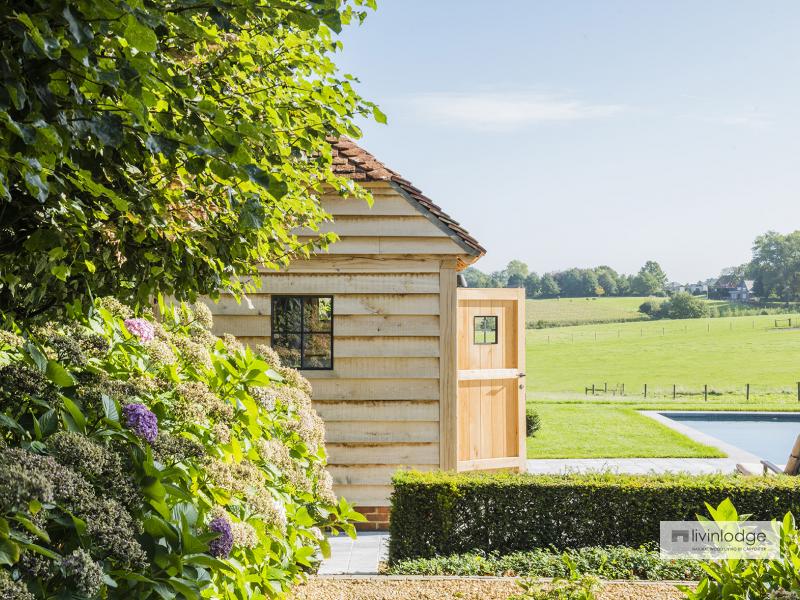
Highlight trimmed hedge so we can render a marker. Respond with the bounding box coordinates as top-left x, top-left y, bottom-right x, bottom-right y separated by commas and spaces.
386, 545, 703, 580
389, 471, 800, 561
